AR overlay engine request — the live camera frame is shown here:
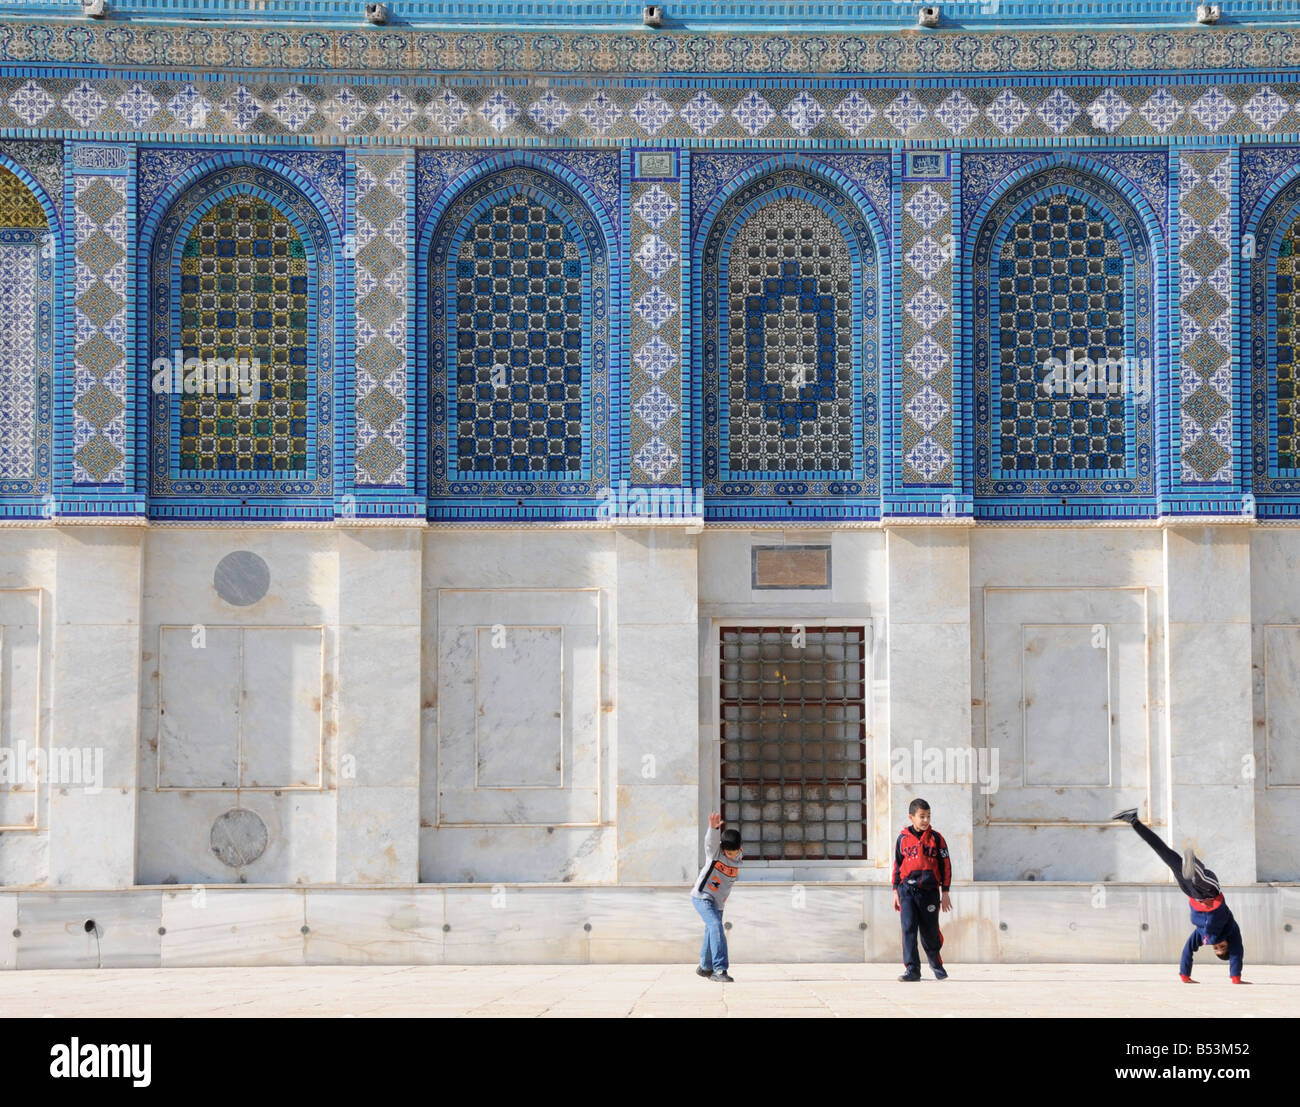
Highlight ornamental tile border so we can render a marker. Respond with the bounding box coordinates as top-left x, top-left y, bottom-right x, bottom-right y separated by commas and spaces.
2, 22, 1300, 77
4, 73, 1300, 147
